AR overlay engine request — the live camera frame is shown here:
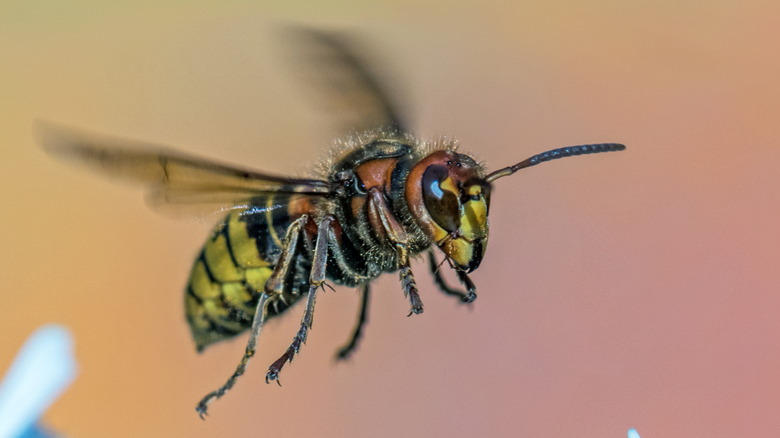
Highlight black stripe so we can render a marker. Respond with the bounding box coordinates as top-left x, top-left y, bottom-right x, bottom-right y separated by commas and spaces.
191, 281, 248, 325
389, 155, 411, 212
199, 252, 217, 283
215, 283, 253, 323
202, 294, 248, 330
242, 208, 274, 259
206, 319, 243, 336
225, 305, 250, 323
221, 221, 241, 268
270, 203, 292, 248
241, 280, 261, 304
186, 285, 203, 304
